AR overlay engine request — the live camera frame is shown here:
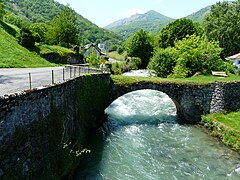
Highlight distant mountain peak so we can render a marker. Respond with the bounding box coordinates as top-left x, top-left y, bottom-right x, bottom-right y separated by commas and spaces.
104, 10, 174, 31
104, 5, 212, 39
